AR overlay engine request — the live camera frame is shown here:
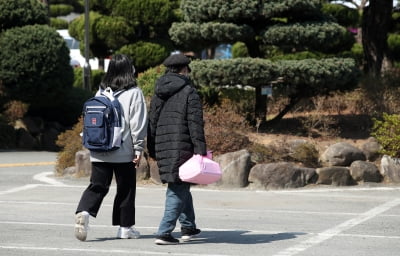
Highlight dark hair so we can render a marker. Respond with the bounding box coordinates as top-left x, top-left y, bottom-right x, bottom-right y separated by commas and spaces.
99, 54, 136, 91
